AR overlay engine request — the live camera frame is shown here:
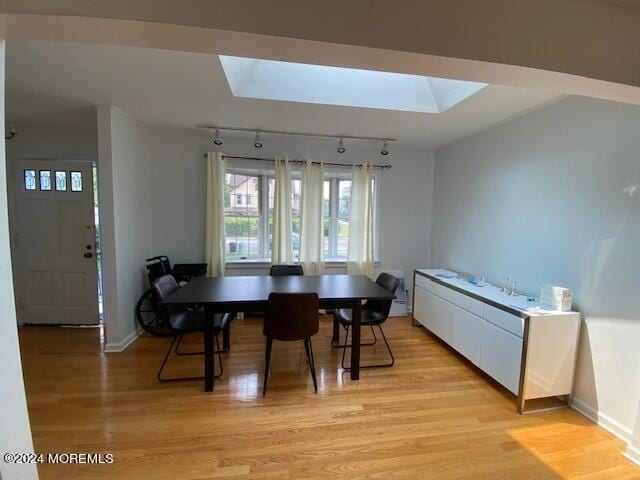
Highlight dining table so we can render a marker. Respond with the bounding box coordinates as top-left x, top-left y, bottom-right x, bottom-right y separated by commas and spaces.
163, 274, 396, 391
